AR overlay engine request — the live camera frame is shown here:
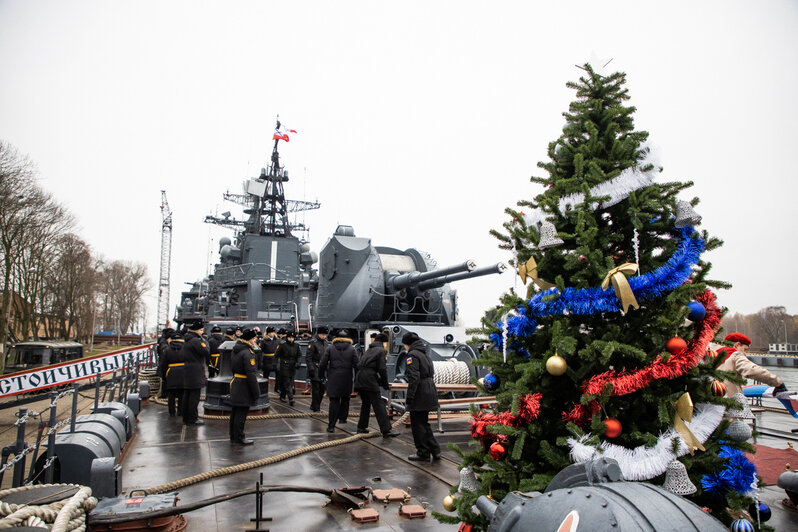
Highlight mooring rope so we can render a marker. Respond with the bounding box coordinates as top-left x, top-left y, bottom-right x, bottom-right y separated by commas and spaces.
0, 484, 97, 531
144, 412, 409, 495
